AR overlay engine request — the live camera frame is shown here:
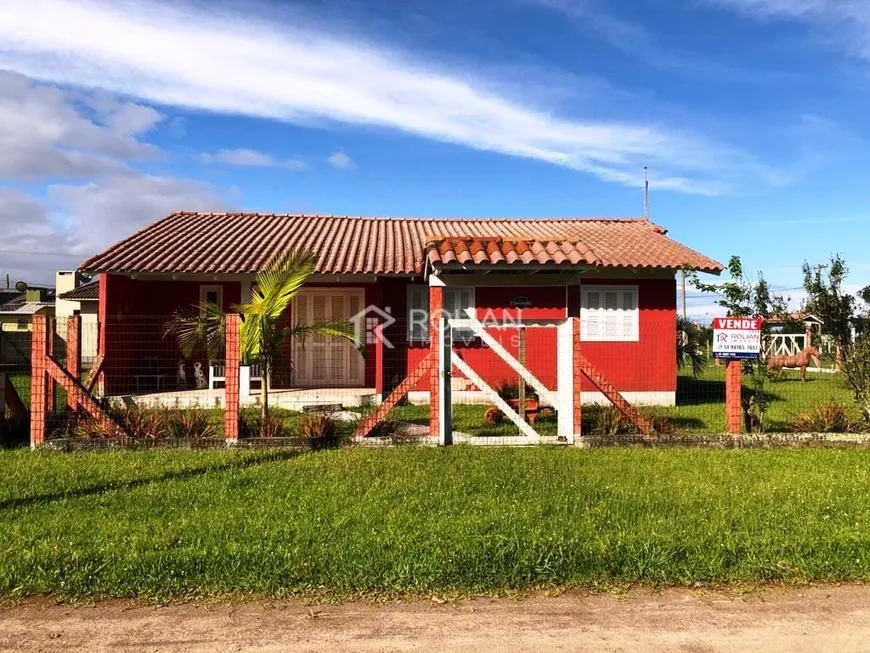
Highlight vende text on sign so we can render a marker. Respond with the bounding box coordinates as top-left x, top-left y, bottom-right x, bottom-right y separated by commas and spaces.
712, 317, 762, 360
